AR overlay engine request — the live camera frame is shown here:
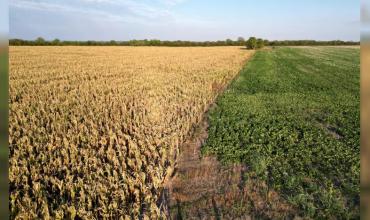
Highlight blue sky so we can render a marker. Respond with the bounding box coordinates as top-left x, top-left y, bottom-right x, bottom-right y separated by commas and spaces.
363, 0, 370, 38
0, 0, 8, 35
9, 0, 360, 41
